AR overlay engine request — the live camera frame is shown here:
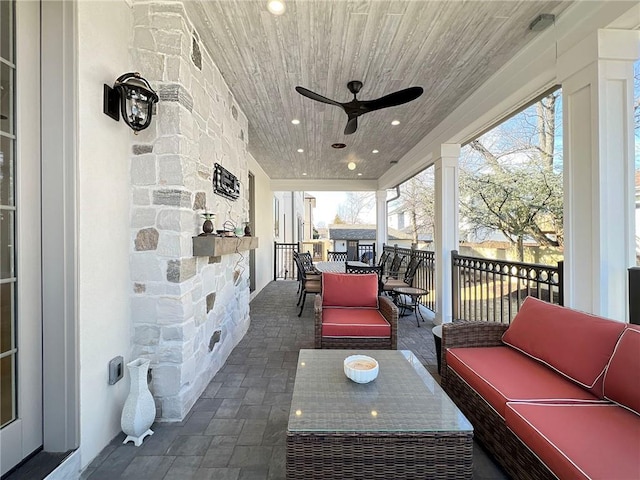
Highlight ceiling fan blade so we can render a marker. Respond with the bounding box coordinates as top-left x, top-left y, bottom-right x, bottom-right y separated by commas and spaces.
295, 86, 343, 108
344, 116, 358, 135
361, 86, 424, 113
